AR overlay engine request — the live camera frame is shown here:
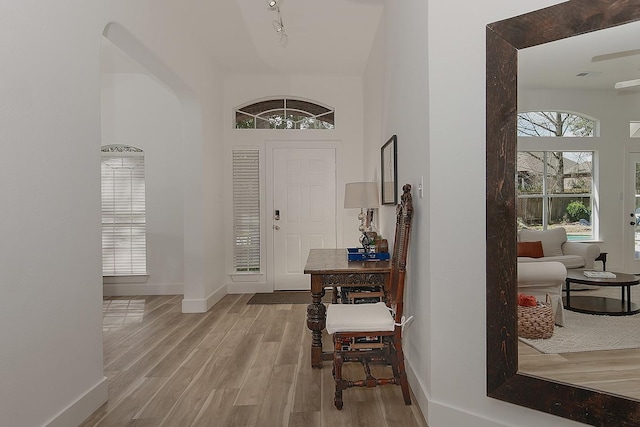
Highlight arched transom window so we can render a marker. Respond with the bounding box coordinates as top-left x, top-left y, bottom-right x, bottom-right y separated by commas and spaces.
235, 98, 335, 130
